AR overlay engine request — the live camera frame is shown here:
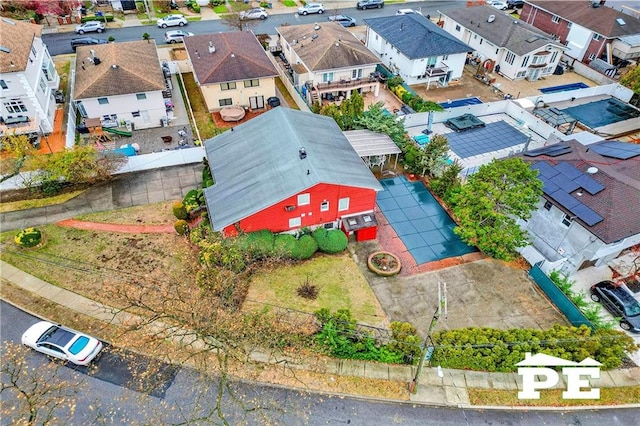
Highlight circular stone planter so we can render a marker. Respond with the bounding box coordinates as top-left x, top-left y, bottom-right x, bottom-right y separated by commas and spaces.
367, 251, 401, 276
